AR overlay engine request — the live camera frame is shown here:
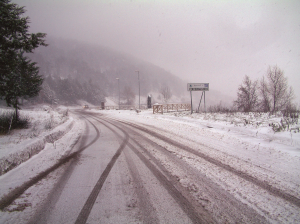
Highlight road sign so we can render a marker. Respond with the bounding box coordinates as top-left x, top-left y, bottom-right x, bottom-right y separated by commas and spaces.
187, 83, 209, 91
